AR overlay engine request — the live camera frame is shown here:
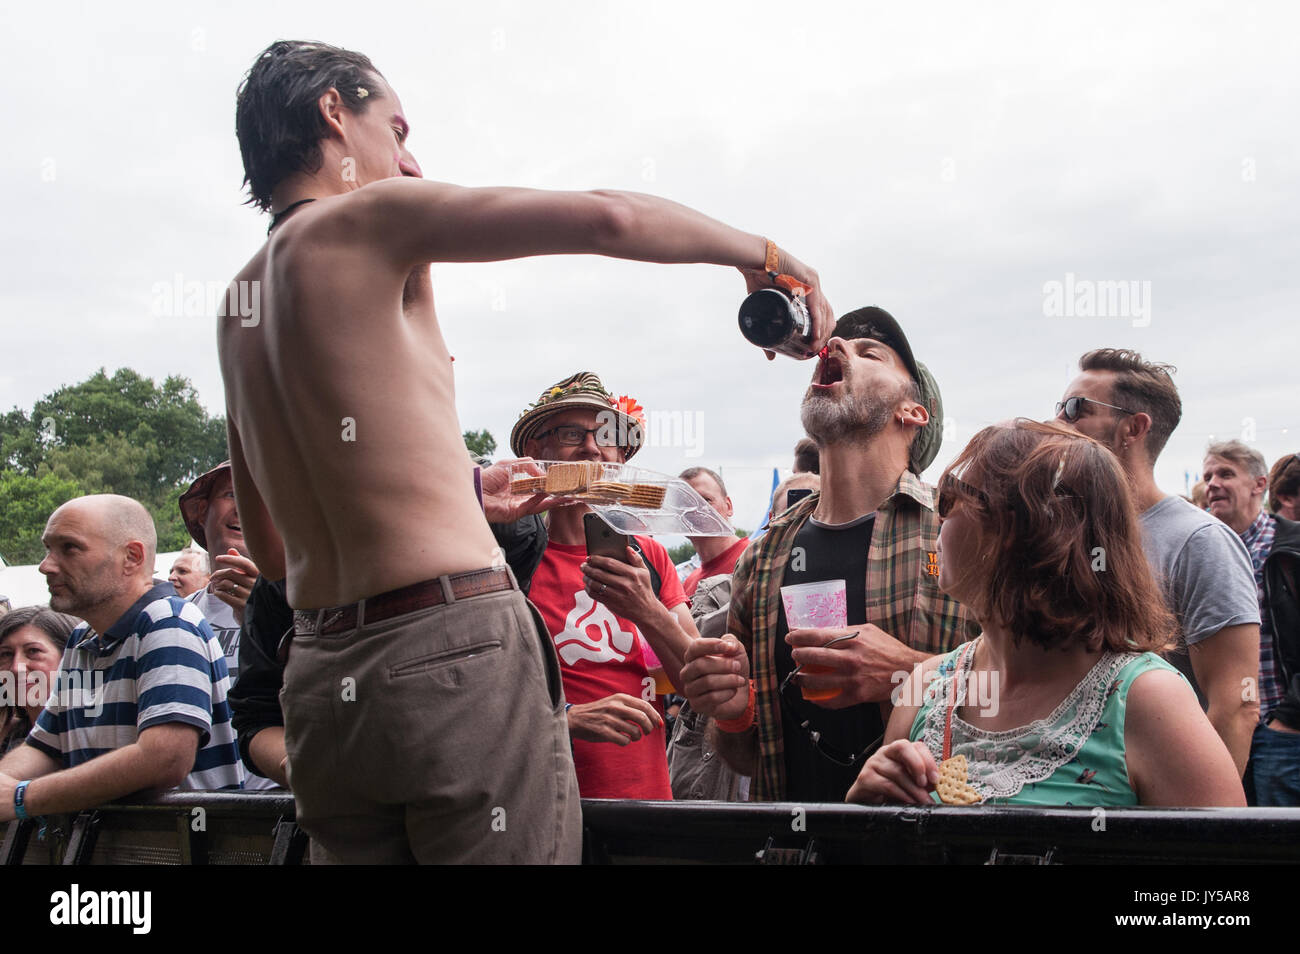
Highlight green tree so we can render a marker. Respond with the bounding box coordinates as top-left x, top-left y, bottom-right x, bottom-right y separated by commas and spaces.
33, 369, 227, 495
666, 541, 696, 565
0, 408, 44, 473
0, 471, 85, 565
0, 369, 228, 561
463, 428, 497, 462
